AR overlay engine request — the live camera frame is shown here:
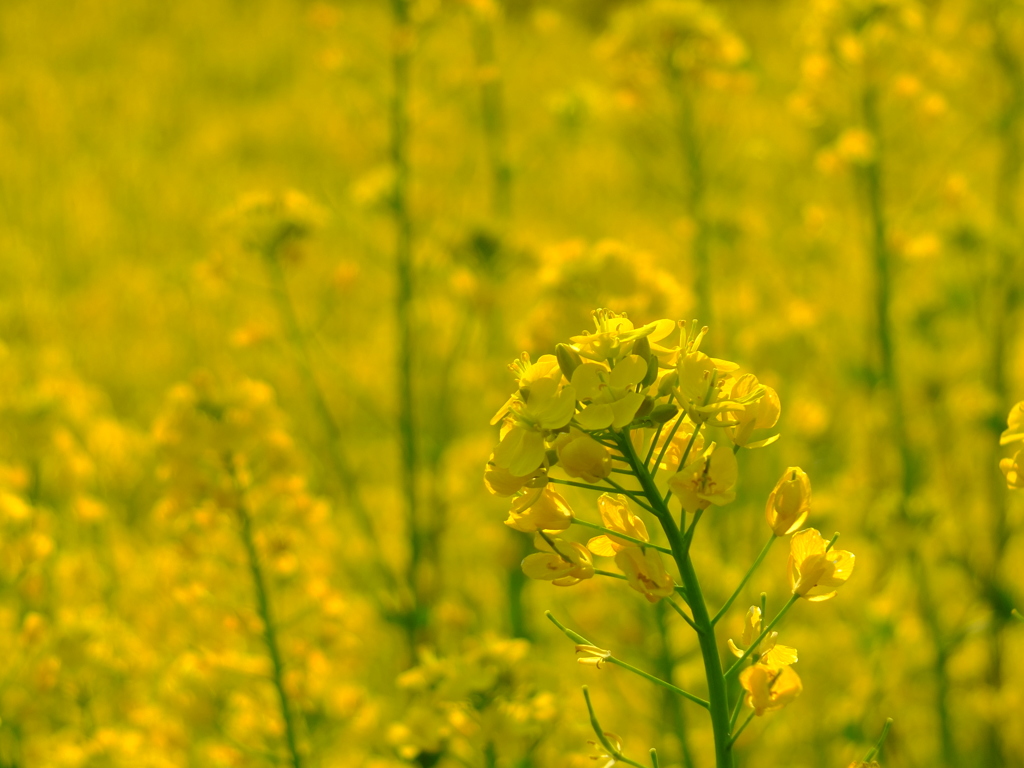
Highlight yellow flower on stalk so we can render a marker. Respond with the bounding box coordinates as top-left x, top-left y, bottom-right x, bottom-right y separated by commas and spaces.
1001, 401, 1024, 445
504, 485, 574, 533
483, 456, 545, 496
587, 493, 650, 556
569, 308, 672, 363
739, 663, 802, 716
727, 606, 798, 667
789, 528, 855, 601
553, 428, 612, 482
649, 413, 704, 473
571, 356, 648, 430
723, 373, 781, 449
765, 467, 811, 536
1001, 450, 1022, 490
614, 546, 675, 603
492, 377, 577, 477
521, 535, 594, 586
575, 645, 612, 669
667, 441, 738, 512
